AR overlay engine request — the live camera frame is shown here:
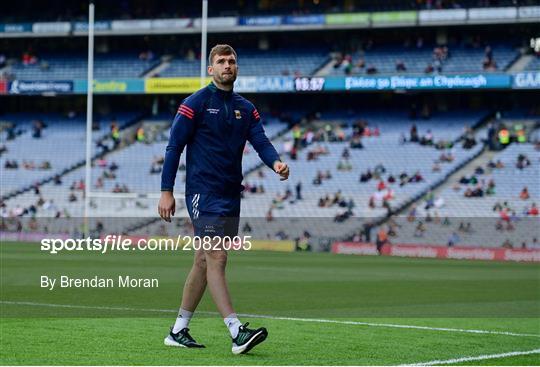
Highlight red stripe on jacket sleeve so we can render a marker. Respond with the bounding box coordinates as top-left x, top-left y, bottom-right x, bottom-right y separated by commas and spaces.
177, 104, 194, 119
